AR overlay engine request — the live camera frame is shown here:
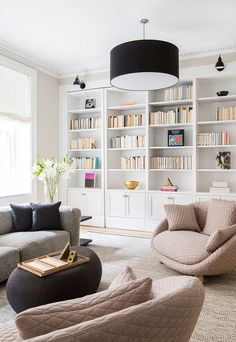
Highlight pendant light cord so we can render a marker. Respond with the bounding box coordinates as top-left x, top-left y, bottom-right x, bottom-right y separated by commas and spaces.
140, 18, 149, 40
